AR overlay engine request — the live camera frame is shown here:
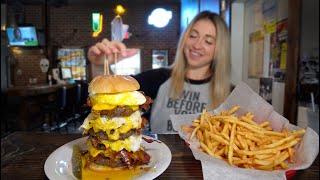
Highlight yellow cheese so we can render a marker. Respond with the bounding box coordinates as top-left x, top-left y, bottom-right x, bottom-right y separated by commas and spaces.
90, 91, 146, 106
107, 131, 120, 140
101, 135, 141, 152
81, 111, 142, 141
87, 134, 142, 158
87, 142, 104, 157
92, 104, 117, 111
118, 117, 133, 134
91, 117, 120, 132
92, 104, 139, 111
